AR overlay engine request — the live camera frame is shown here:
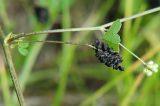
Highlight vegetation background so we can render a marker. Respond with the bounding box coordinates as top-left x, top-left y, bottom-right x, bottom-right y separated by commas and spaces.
0, 0, 160, 106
